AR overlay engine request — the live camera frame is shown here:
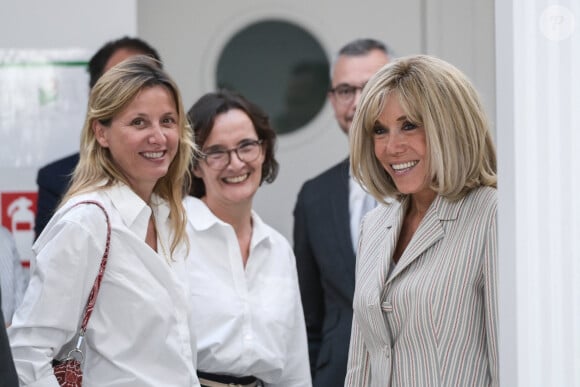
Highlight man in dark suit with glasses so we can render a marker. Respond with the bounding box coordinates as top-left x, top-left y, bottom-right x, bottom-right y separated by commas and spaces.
293, 38, 391, 387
